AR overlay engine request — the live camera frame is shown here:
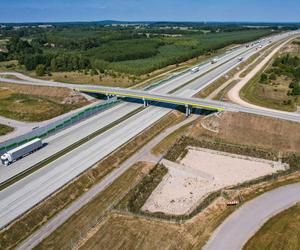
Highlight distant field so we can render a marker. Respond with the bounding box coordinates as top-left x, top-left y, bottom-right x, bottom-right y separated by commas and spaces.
0, 83, 89, 122
0, 124, 14, 136
244, 203, 300, 250
95, 30, 274, 75
0, 26, 276, 88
